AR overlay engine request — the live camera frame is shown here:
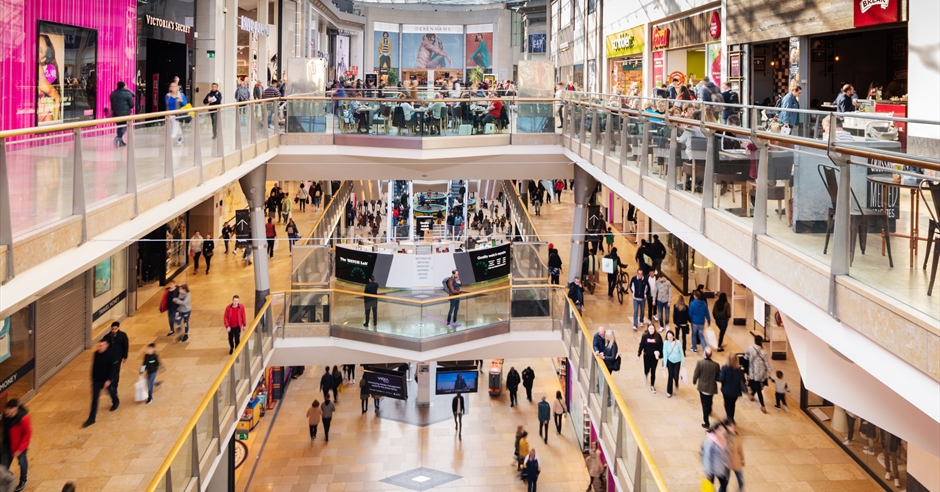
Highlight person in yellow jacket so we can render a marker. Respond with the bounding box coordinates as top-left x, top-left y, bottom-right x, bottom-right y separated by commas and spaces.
516, 430, 529, 472
378, 32, 393, 71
